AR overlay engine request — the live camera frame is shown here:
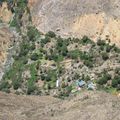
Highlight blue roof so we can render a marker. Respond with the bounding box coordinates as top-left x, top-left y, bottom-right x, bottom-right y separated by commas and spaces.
87, 82, 95, 89
76, 80, 86, 87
